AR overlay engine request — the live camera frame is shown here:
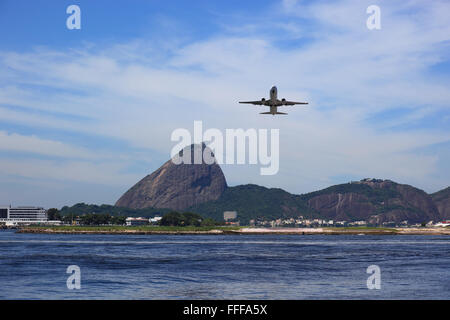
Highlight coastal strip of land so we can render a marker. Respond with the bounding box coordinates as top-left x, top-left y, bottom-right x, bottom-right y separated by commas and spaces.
14, 226, 450, 235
